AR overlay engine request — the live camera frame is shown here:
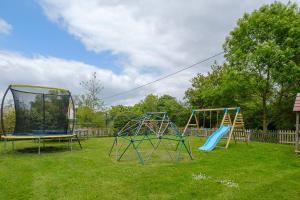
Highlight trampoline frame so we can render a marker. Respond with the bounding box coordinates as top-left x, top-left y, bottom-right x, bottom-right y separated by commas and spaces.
1, 84, 82, 154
